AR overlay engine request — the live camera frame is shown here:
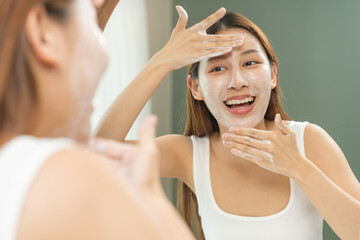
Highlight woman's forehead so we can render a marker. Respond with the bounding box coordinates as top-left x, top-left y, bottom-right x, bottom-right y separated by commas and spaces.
217, 28, 264, 51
